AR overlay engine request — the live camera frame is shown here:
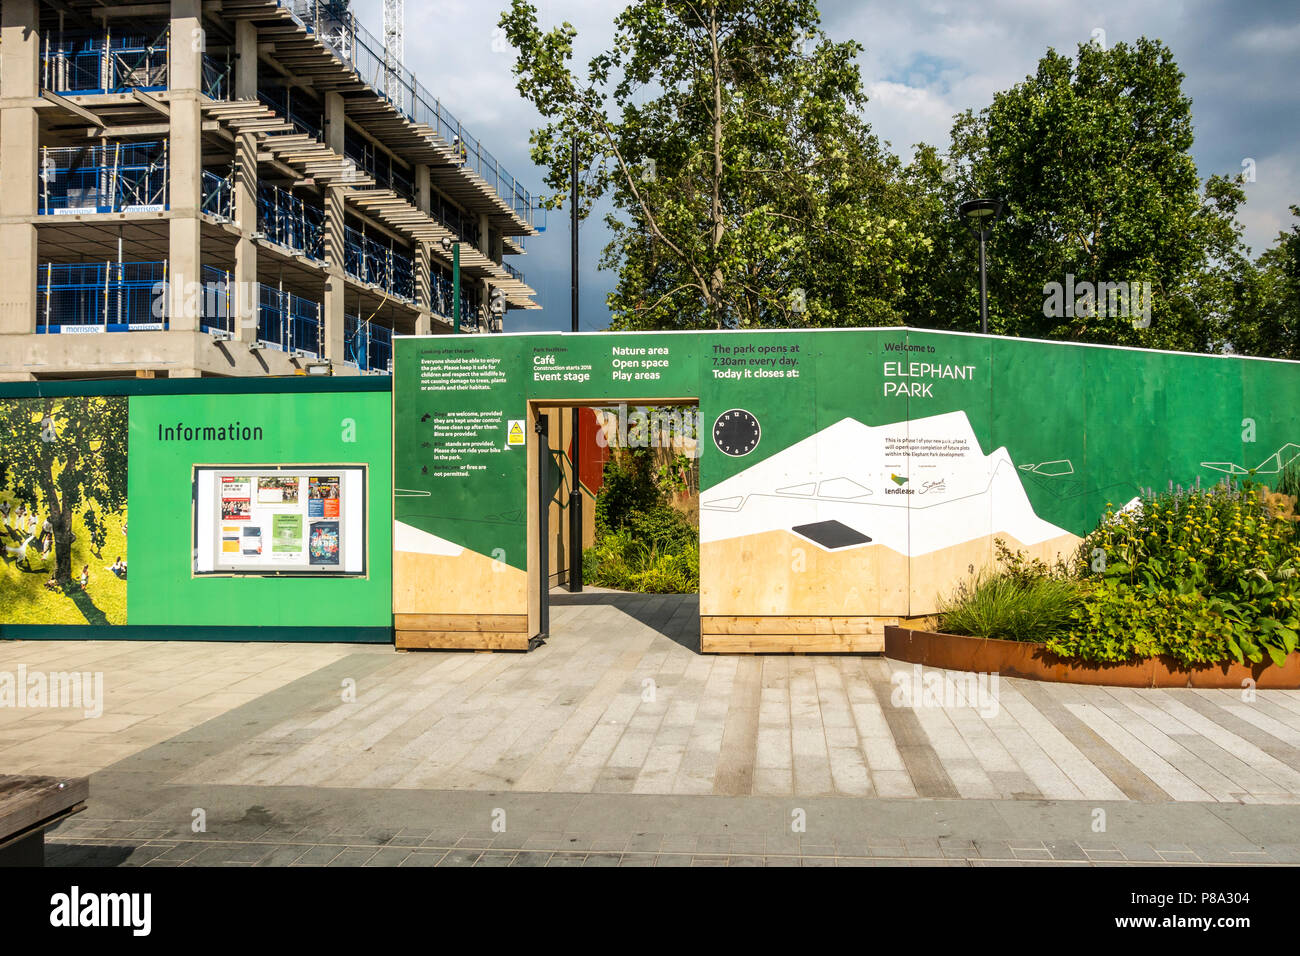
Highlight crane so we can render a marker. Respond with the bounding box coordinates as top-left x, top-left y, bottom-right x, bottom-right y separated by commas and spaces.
384, 0, 405, 112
